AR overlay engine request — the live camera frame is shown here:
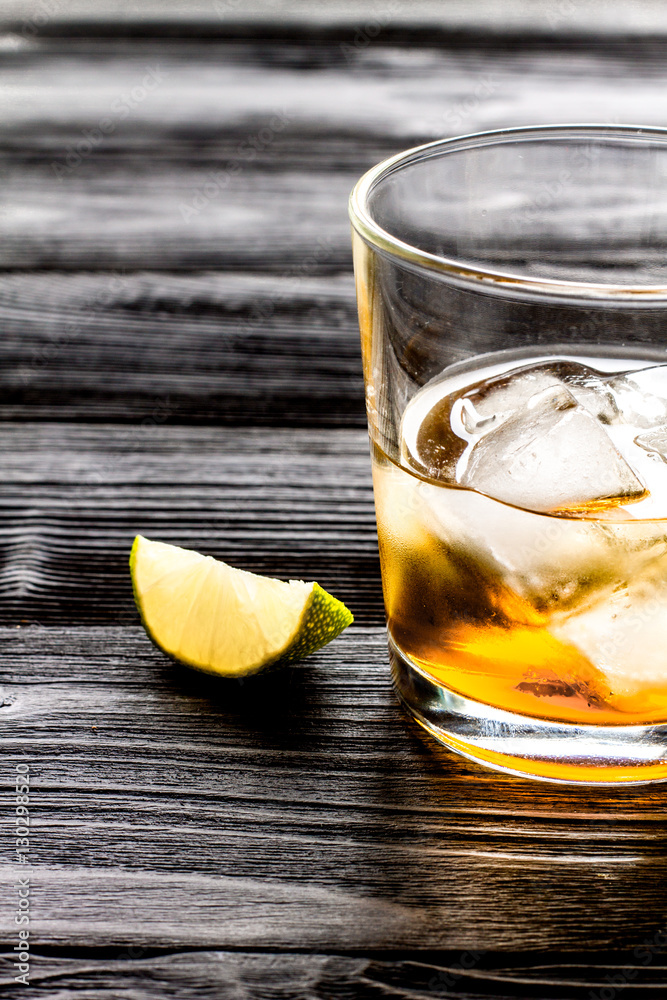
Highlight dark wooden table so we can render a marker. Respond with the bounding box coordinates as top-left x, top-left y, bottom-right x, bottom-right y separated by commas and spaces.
2, 3, 667, 996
